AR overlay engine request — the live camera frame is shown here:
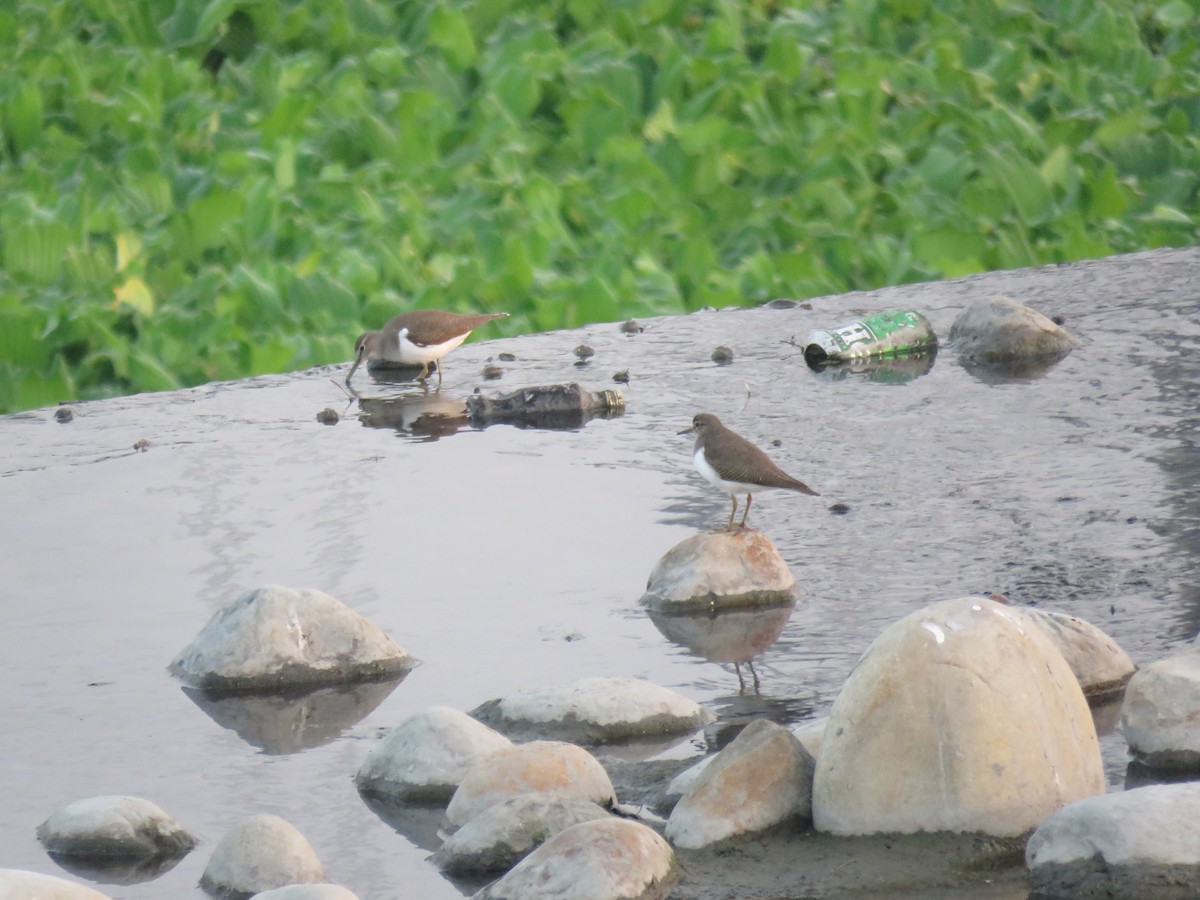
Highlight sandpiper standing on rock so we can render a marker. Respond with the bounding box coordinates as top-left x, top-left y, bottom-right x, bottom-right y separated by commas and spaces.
680, 413, 819, 531
346, 310, 508, 387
